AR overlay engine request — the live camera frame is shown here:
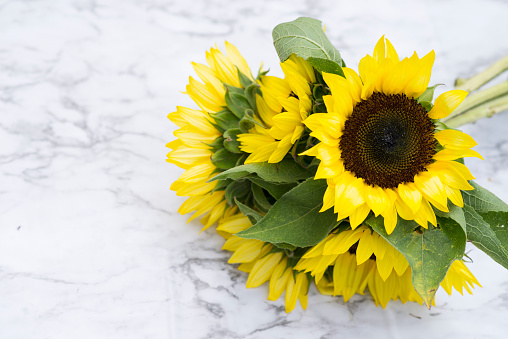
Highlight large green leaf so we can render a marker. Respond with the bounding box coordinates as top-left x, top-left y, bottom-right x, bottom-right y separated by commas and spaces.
234, 198, 262, 225
462, 181, 508, 214
209, 159, 313, 183
272, 17, 344, 76
235, 178, 339, 247
365, 215, 466, 307
463, 205, 508, 269
462, 181, 508, 269
248, 177, 297, 200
